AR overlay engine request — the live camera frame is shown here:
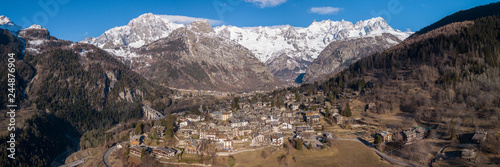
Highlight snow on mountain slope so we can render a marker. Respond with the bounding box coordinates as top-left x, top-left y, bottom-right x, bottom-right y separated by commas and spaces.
81, 13, 412, 82
81, 13, 184, 49
214, 17, 412, 81
0, 15, 22, 35
214, 17, 411, 63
